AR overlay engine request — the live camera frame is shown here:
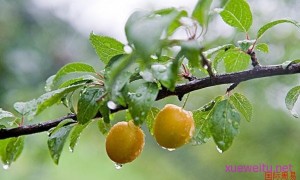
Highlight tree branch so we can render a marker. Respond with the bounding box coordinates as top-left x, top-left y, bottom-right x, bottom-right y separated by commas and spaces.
1, 63, 299, 140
